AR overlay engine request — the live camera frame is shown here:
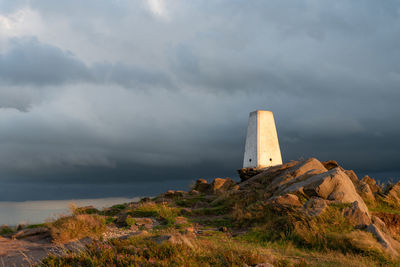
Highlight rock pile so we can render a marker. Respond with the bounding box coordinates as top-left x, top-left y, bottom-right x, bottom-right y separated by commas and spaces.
234, 158, 400, 257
